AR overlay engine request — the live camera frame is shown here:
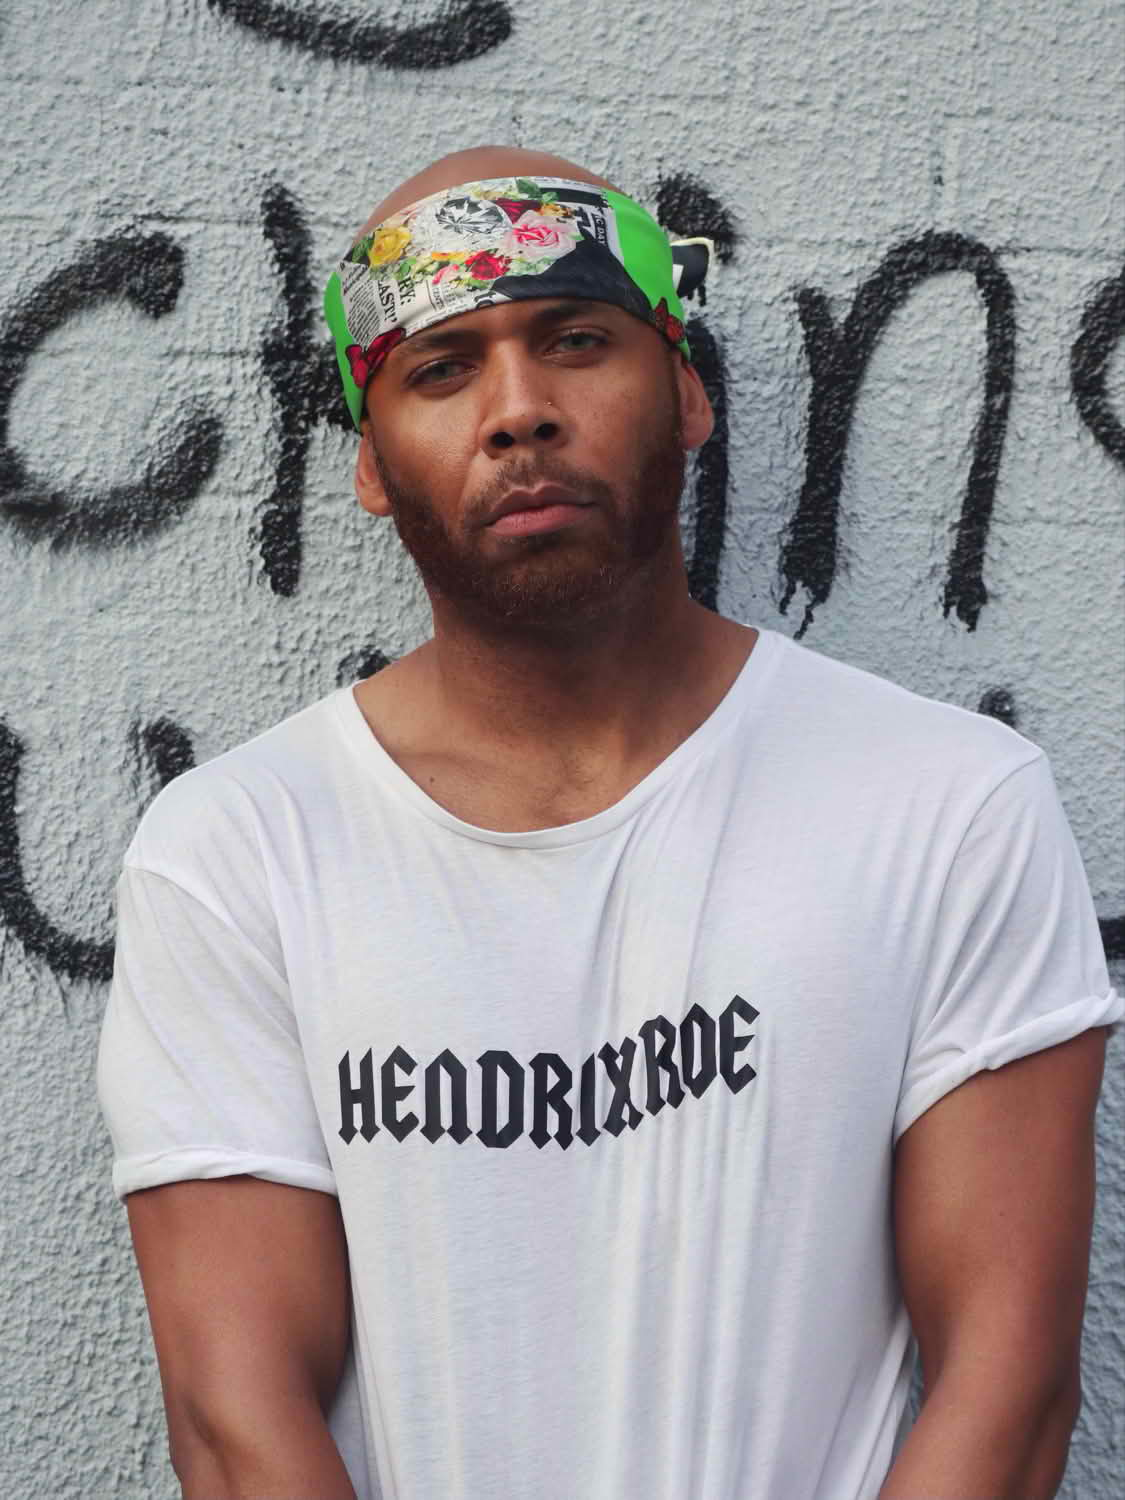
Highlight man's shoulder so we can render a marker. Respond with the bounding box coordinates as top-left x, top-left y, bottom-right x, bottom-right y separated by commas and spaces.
762, 629, 1044, 795
122, 684, 350, 883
